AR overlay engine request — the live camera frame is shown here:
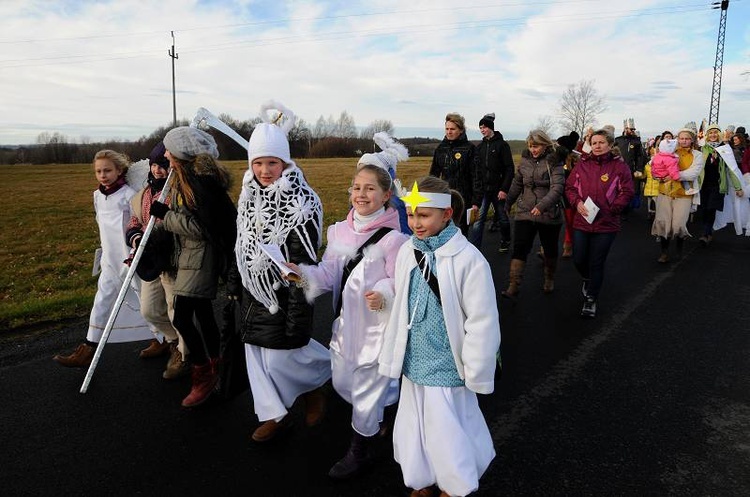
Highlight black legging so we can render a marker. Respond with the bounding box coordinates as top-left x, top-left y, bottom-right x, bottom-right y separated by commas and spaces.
172, 296, 219, 365
511, 220, 562, 261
